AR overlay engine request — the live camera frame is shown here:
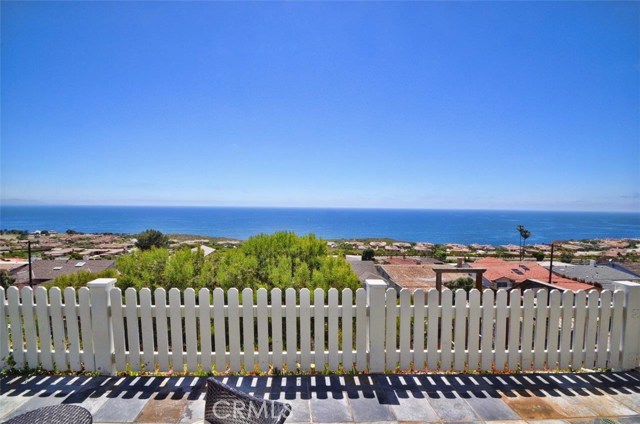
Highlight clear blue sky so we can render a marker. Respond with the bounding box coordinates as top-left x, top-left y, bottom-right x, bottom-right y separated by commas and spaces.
1, 1, 638, 211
